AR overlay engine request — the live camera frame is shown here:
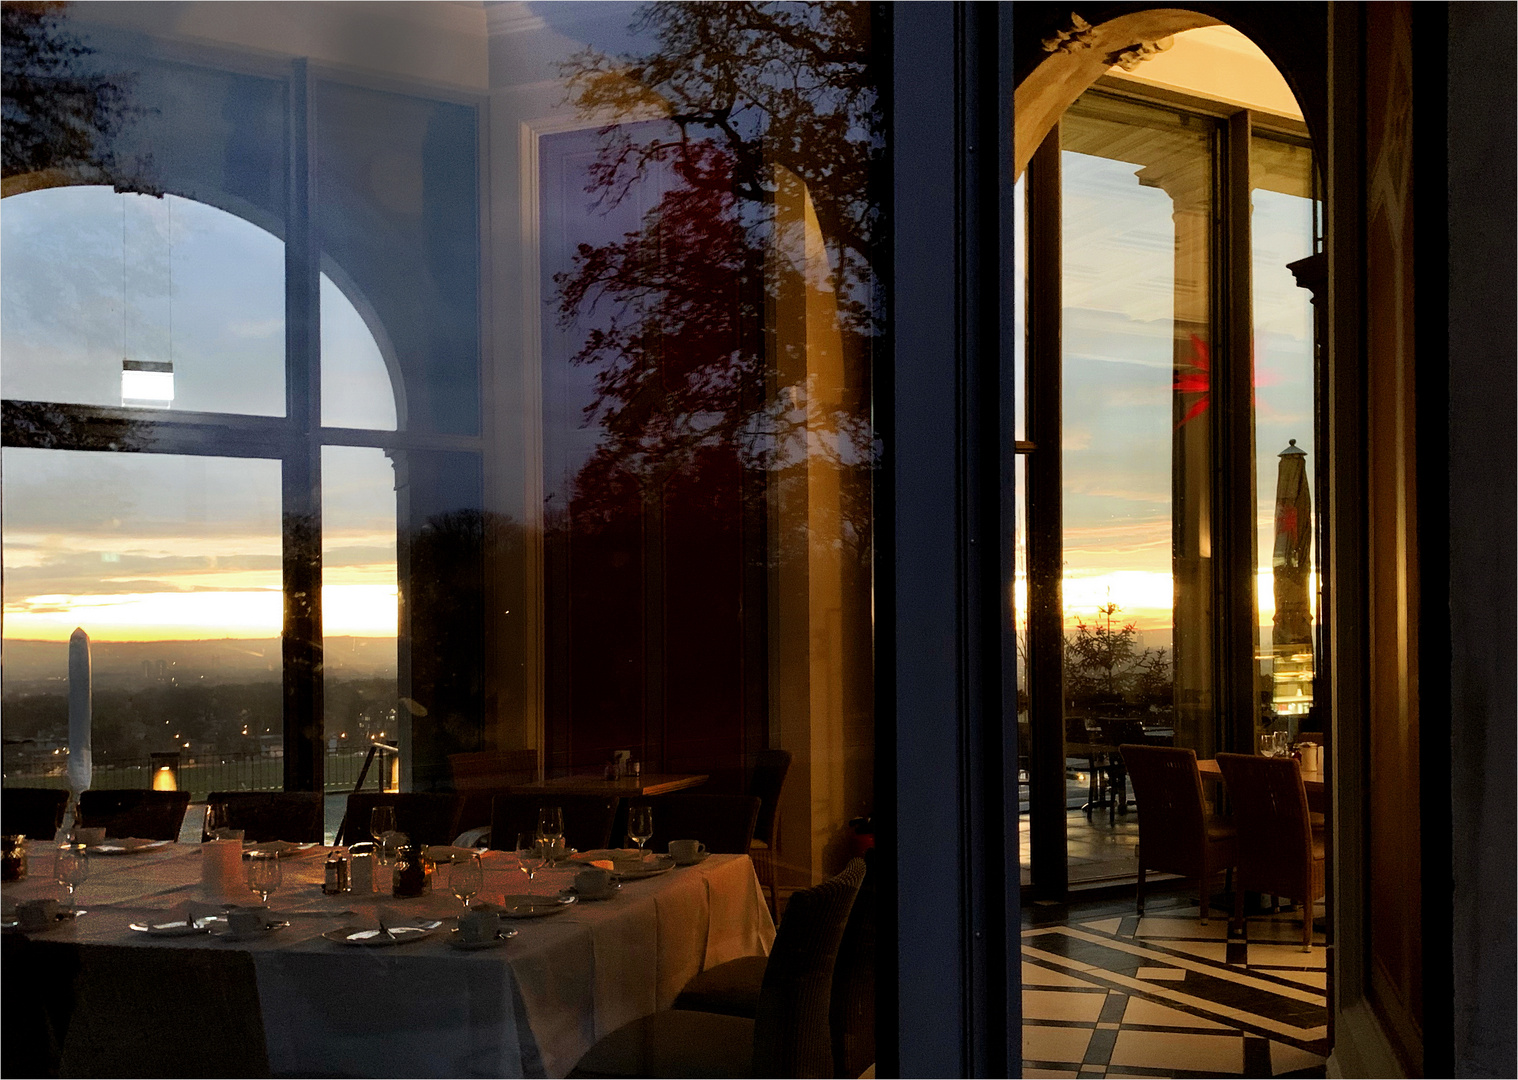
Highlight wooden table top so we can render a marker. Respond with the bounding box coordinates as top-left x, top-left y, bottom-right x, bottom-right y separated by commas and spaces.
507, 772, 710, 798
1197, 757, 1325, 794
